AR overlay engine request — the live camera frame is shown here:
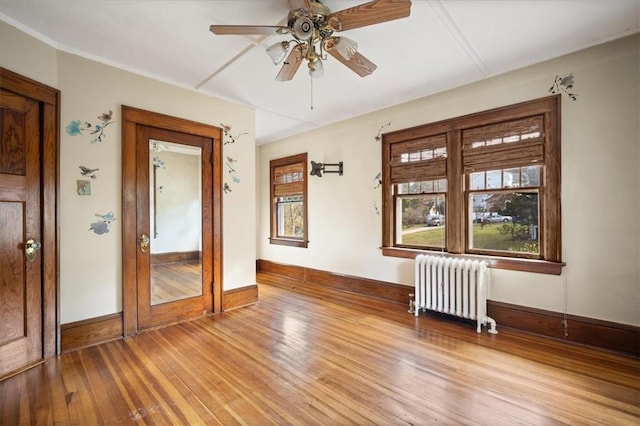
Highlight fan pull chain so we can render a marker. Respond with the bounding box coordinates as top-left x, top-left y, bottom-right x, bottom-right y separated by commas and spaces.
310, 73, 314, 110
